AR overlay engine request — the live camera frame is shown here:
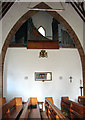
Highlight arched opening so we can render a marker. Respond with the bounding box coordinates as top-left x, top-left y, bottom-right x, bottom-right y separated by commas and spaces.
1, 2, 85, 97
